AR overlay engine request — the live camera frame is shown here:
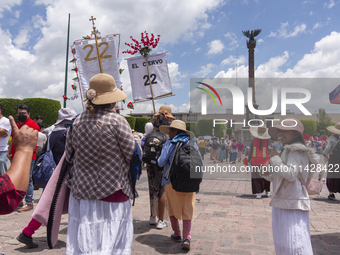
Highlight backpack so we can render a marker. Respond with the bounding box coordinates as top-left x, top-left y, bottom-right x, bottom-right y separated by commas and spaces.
232, 141, 238, 149
33, 130, 66, 189
142, 130, 167, 165
130, 140, 142, 206
166, 140, 203, 193
212, 140, 219, 149
220, 143, 226, 150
